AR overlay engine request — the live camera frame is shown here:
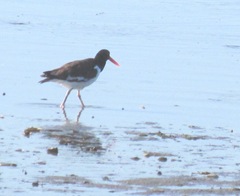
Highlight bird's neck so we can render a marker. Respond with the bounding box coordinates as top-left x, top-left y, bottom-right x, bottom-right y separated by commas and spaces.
95, 60, 106, 71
